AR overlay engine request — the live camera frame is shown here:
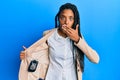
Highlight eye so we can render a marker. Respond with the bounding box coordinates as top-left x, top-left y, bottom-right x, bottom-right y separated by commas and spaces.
60, 16, 65, 21
69, 17, 74, 21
